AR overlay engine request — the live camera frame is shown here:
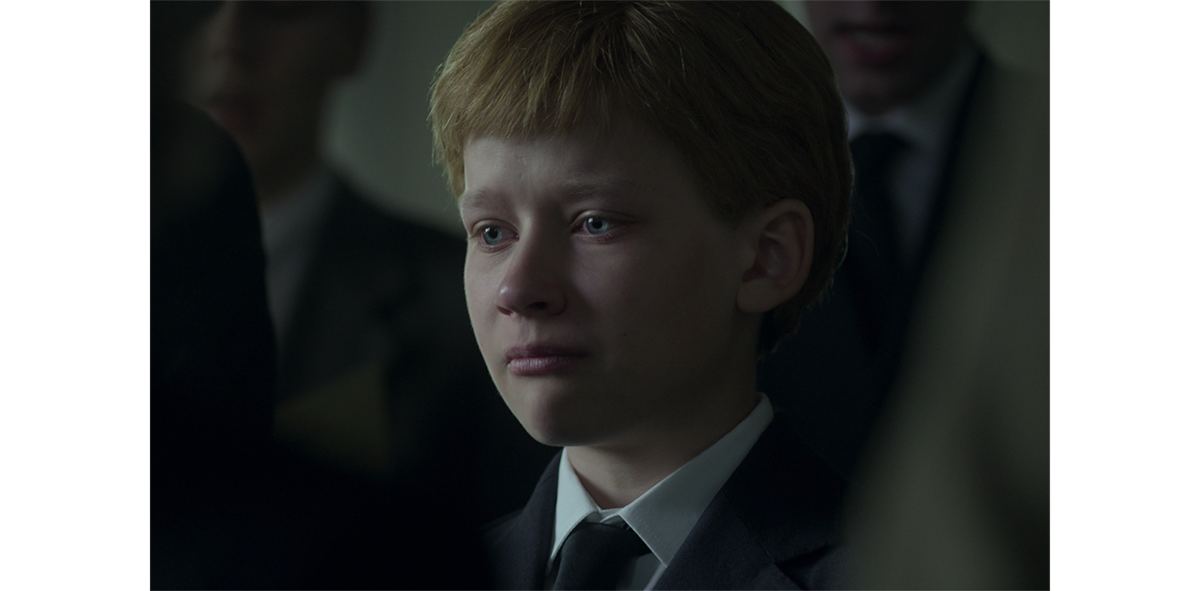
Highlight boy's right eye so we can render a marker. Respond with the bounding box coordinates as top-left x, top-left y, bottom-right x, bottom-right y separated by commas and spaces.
479, 226, 509, 246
